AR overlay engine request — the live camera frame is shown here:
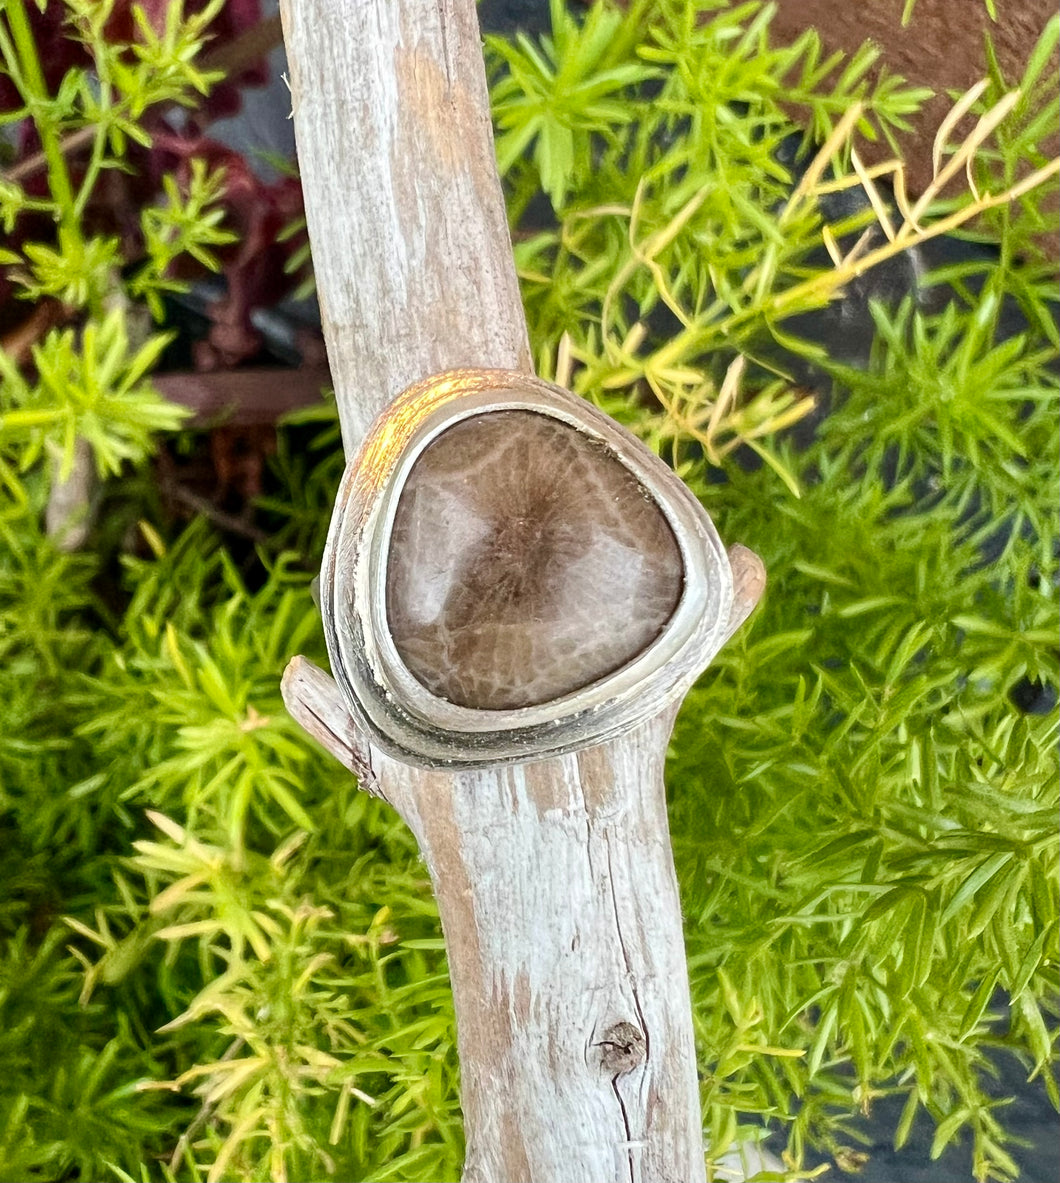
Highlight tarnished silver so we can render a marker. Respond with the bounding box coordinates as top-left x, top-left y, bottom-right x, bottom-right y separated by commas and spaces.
320, 368, 740, 768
